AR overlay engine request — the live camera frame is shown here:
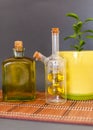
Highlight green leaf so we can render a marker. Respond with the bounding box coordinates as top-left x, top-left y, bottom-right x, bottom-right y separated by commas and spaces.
73, 22, 82, 33
78, 32, 83, 35
77, 21, 83, 27
79, 40, 85, 46
64, 12, 93, 51
73, 24, 78, 33
74, 45, 79, 50
64, 34, 76, 40
74, 44, 84, 51
66, 13, 79, 20
86, 35, 93, 38
84, 18, 93, 22
83, 30, 93, 33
